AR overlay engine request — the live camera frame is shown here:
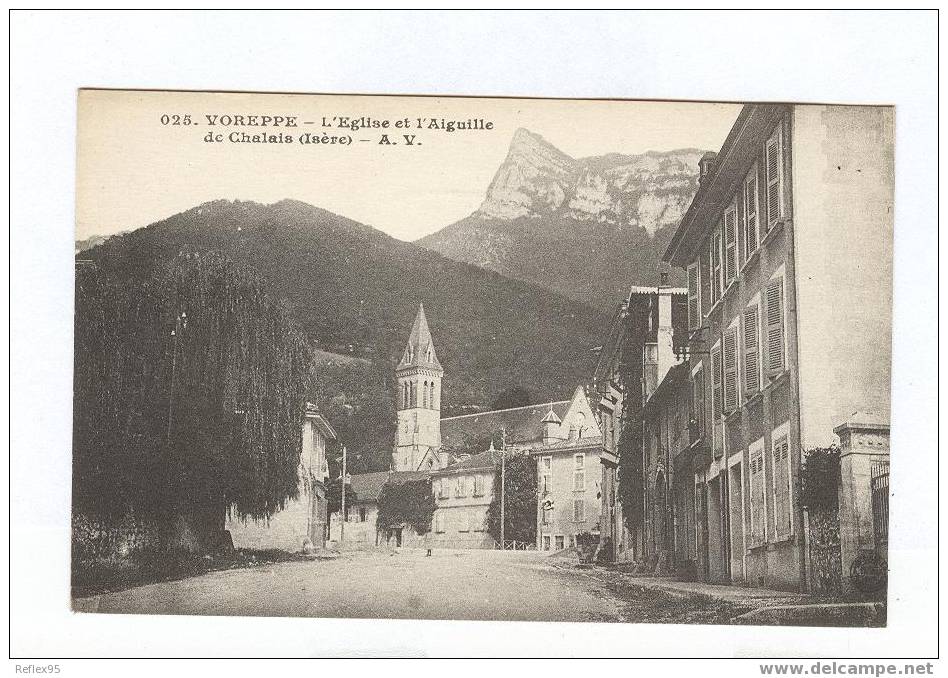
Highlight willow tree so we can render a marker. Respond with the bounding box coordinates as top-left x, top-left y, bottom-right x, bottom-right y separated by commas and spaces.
74, 250, 313, 553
